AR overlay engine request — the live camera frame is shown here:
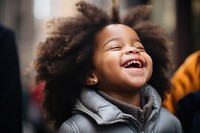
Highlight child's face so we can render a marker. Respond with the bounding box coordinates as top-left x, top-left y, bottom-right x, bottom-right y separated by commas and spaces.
92, 24, 152, 94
